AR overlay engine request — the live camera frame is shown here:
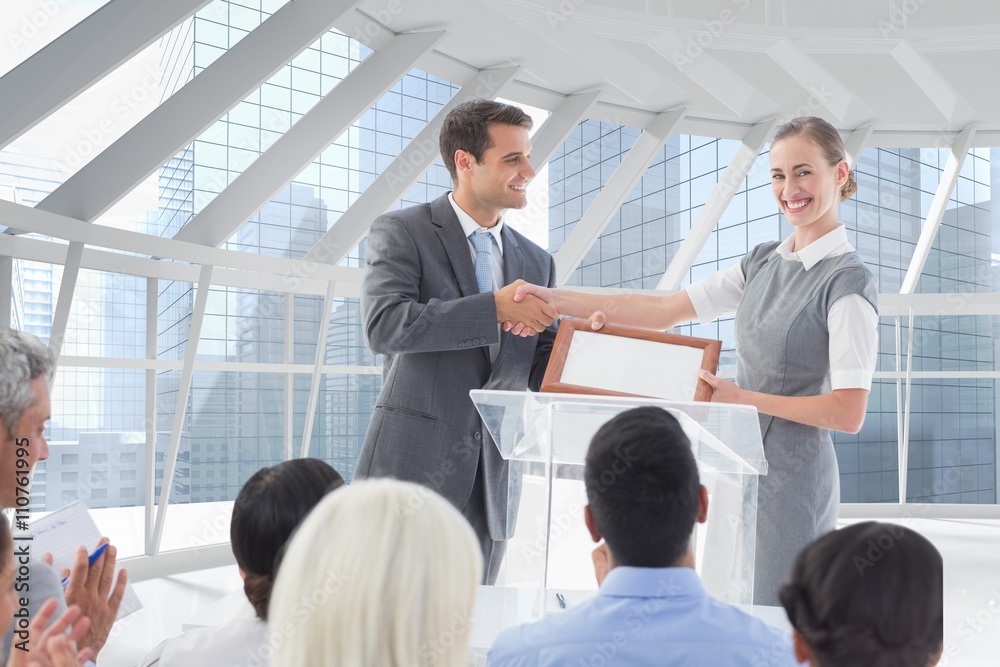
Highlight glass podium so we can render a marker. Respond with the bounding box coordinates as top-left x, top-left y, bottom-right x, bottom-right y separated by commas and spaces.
470, 389, 766, 625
